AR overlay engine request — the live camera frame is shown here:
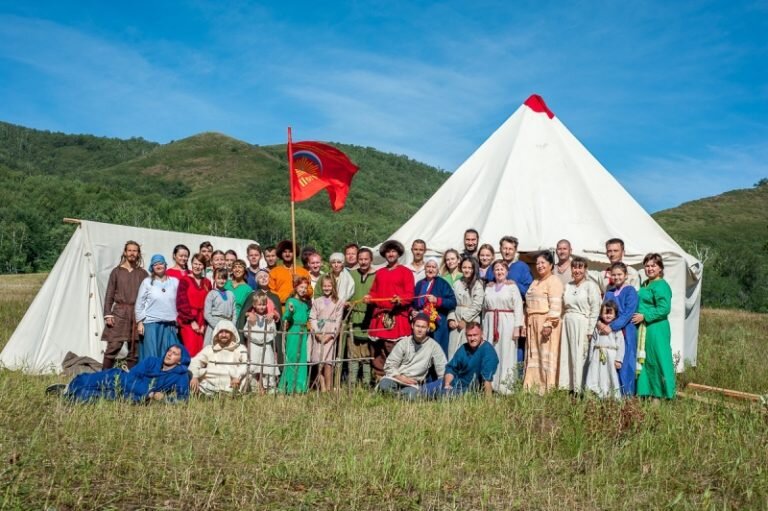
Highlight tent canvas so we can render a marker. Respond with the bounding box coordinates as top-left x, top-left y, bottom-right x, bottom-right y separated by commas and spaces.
381, 95, 703, 370
1, 220, 258, 374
